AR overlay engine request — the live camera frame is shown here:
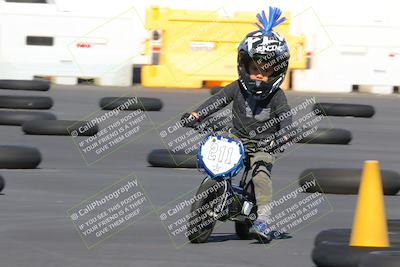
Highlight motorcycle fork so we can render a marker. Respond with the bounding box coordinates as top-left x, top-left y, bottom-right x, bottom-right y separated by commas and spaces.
207, 179, 233, 220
